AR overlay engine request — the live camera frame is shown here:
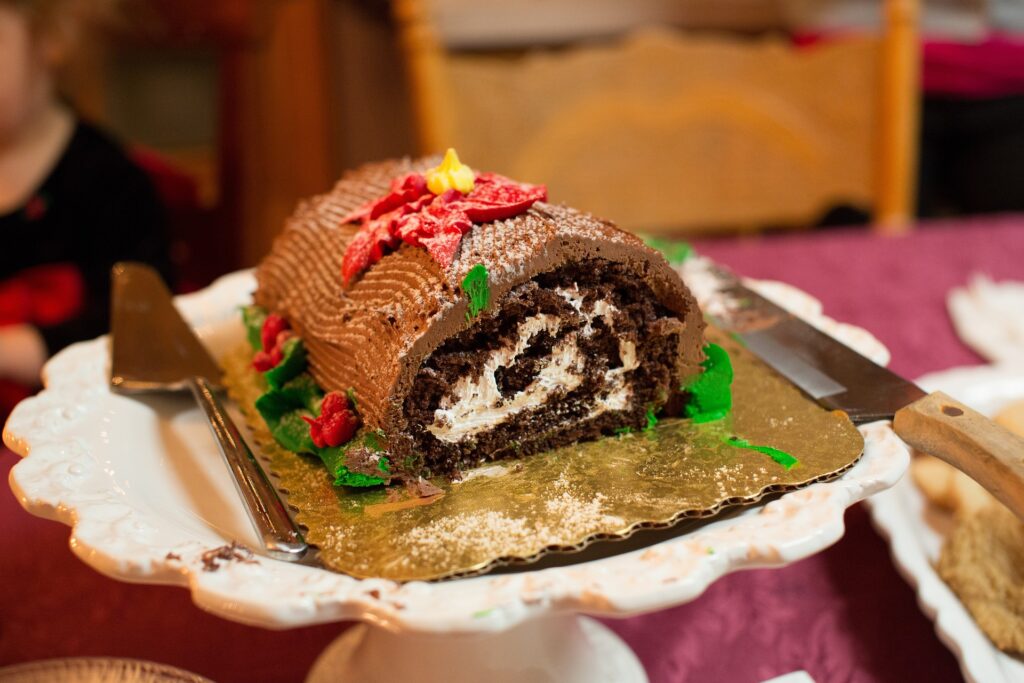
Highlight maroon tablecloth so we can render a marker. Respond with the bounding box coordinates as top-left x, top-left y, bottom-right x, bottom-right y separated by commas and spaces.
3, 216, 1023, 682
